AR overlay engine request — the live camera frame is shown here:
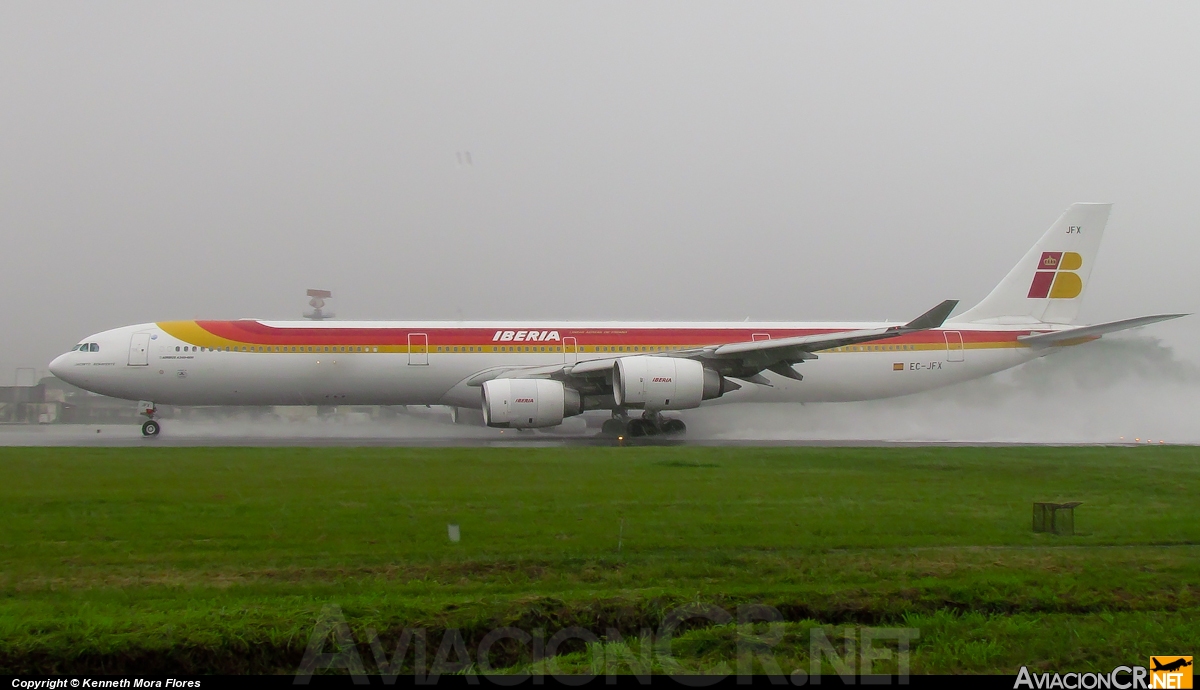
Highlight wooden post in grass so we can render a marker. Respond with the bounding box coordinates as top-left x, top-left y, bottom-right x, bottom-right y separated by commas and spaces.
1033, 502, 1081, 535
